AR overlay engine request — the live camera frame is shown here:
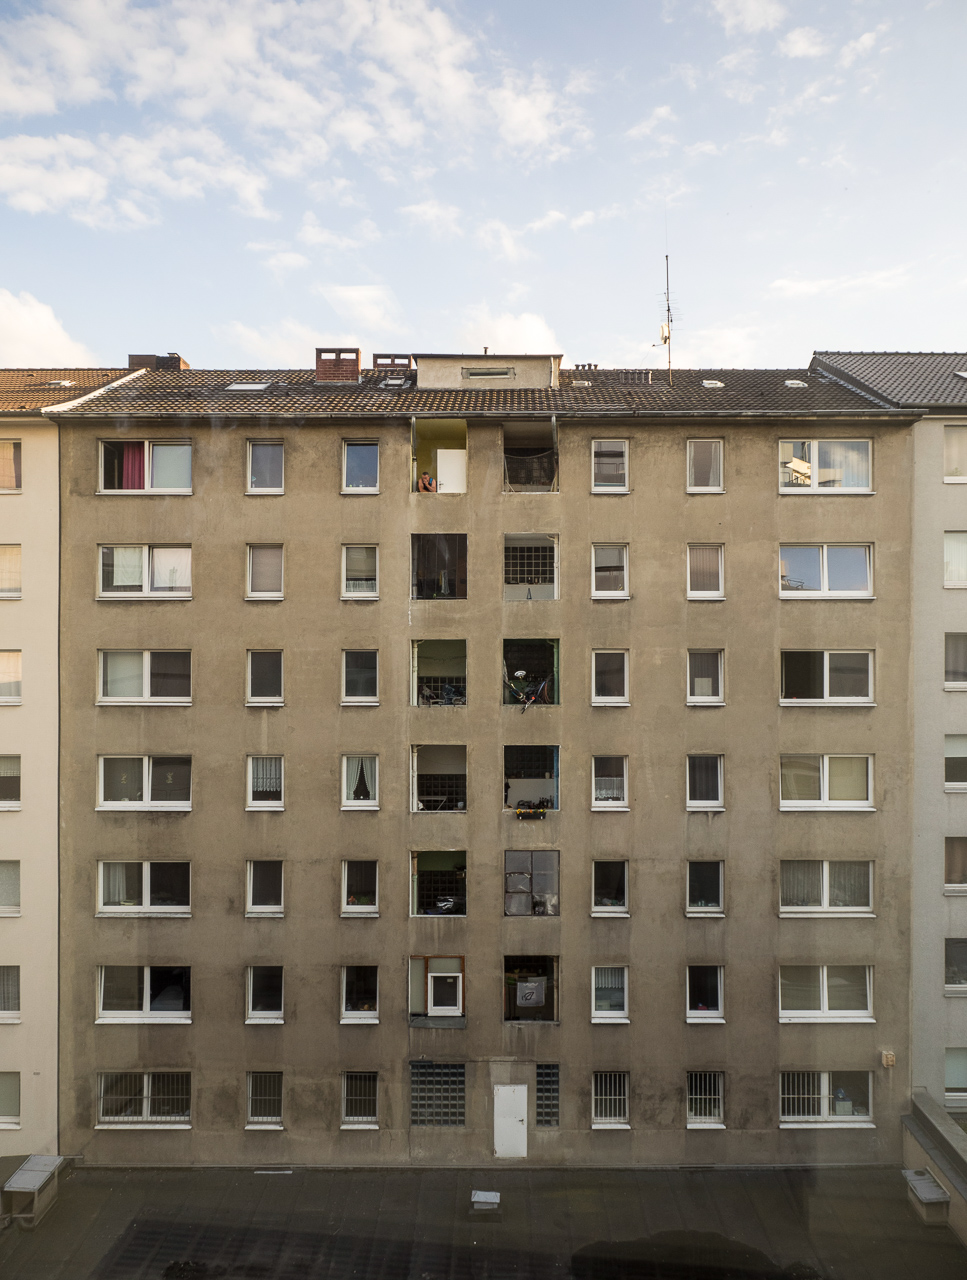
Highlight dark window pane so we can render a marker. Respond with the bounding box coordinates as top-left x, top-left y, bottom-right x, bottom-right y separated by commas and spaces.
102, 966, 143, 1011
345, 443, 379, 489
829, 1071, 870, 1117
250, 966, 283, 1012
780, 545, 821, 591
150, 651, 191, 698
593, 755, 625, 802
250, 442, 283, 490
415, 851, 466, 914
594, 861, 626, 908
947, 635, 967, 684
780, 966, 821, 1010
103, 757, 143, 803
345, 965, 378, 1011
412, 534, 468, 599
946, 838, 967, 886
688, 862, 722, 909
345, 860, 377, 906
102, 441, 144, 491
102, 862, 143, 907
689, 440, 721, 488
781, 652, 823, 699
947, 757, 967, 784
502, 639, 558, 705
149, 862, 190, 907
828, 652, 869, 698
687, 756, 720, 803
504, 955, 556, 1022
251, 861, 282, 906
250, 545, 283, 594
688, 545, 721, 593
250, 651, 282, 699
150, 757, 191, 802
345, 651, 378, 698
594, 652, 625, 699
687, 966, 720, 1012
149, 966, 190, 1012
947, 939, 967, 985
